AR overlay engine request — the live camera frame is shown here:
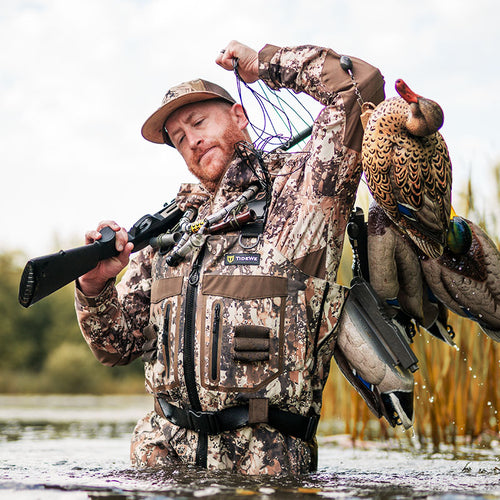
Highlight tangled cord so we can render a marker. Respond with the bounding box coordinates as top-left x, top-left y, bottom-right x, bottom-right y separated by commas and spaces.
231, 58, 317, 223
234, 141, 272, 200
232, 59, 314, 152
